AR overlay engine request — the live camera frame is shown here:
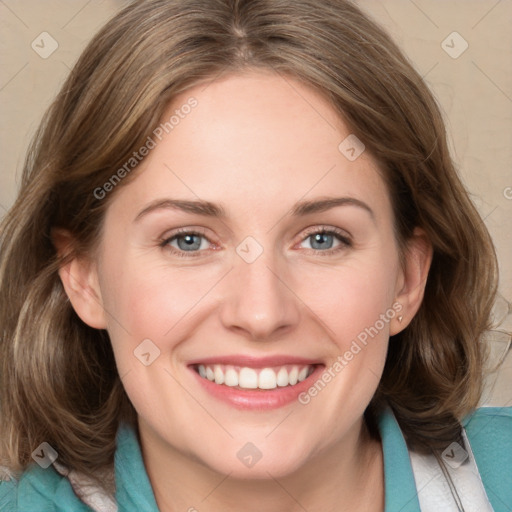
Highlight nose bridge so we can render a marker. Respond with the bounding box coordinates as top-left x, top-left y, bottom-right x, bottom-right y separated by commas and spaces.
220, 236, 300, 339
